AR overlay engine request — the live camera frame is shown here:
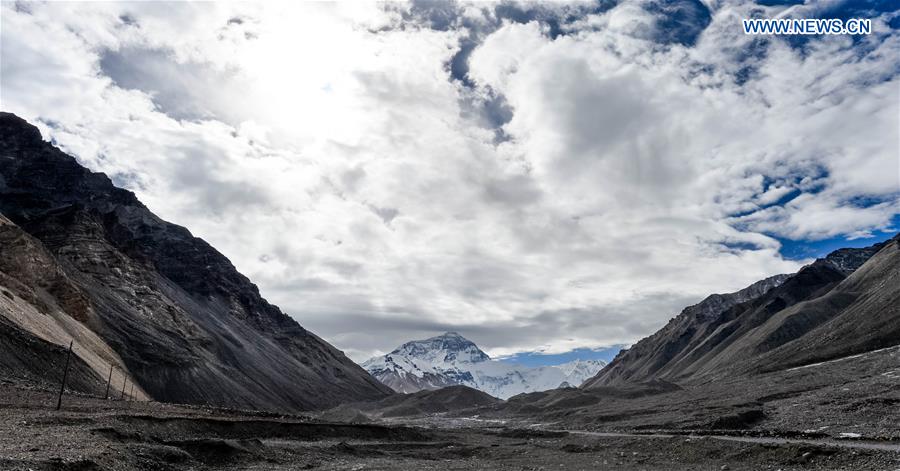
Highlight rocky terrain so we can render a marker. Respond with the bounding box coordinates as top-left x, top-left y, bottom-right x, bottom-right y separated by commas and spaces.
1, 381, 898, 471
363, 332, 606, 398
0, 112, 391, 411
